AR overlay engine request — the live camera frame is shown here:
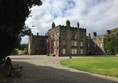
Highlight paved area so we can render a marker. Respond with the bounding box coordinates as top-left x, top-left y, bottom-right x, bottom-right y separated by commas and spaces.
6, 55, 118, 83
